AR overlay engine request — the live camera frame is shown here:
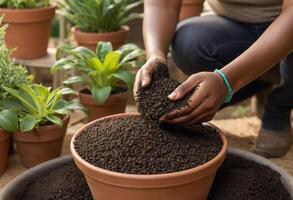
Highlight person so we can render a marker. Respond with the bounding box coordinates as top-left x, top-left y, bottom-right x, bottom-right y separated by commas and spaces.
134, 0, 293, 158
